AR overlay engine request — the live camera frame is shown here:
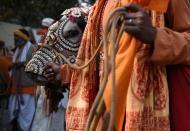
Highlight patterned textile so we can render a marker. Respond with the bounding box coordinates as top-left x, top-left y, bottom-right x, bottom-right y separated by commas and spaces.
103, 2, 169, 129
65, 3, 104, 130
25, 7, 89, 85
125, 44, 169, 131
66, 0, 170, 131
126, 10, 169, 131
